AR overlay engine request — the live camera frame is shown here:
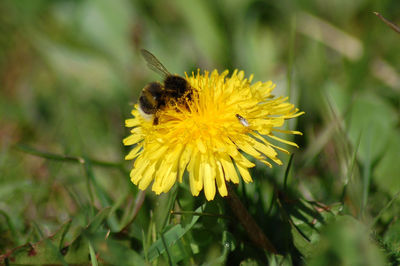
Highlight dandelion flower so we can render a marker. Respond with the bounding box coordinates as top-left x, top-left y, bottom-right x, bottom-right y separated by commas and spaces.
124, 69, 303, 201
